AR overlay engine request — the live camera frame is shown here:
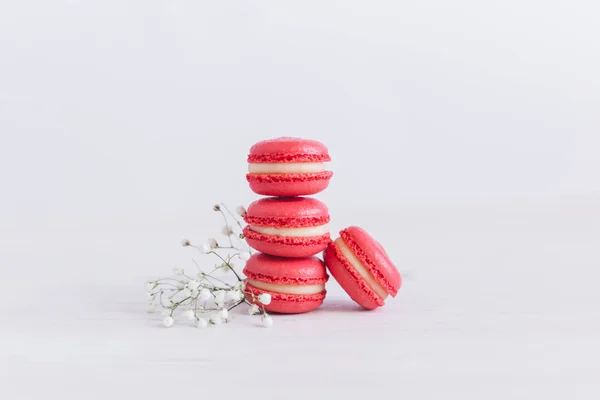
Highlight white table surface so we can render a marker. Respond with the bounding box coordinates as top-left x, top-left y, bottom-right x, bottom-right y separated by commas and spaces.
1, 199, 599, 399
